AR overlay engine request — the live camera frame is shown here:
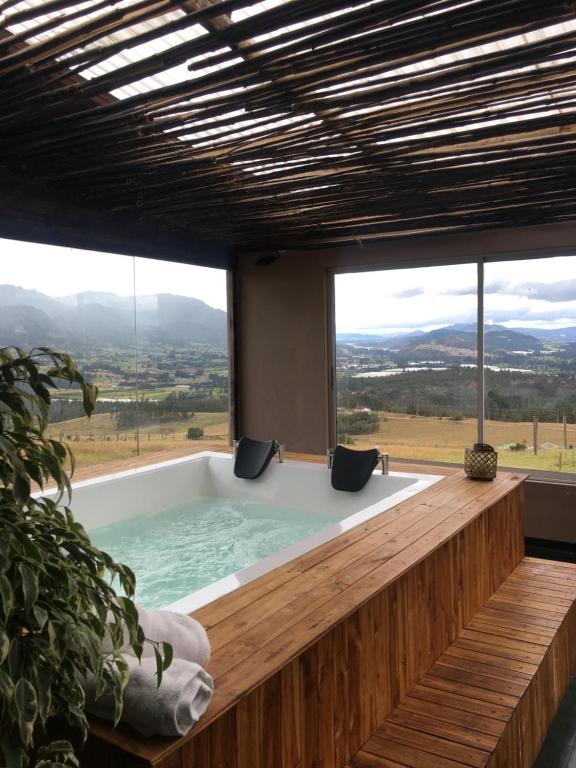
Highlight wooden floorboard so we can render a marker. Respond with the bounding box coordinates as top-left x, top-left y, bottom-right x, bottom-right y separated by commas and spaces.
466, 619, 556, 645
352, 558, 576, 768
386, 710, 500, 751
396, 696, 504, 737
408, 685, 514, 723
